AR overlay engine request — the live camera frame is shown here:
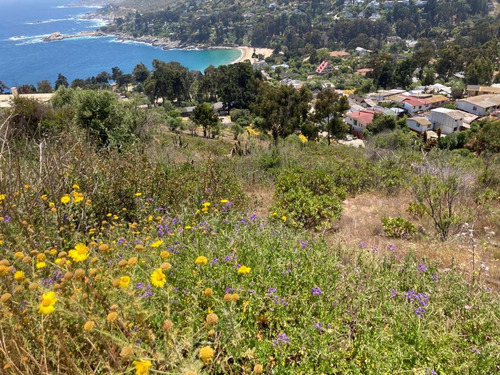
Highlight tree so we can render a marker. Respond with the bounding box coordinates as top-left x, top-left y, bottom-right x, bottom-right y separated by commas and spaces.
313, 89, 349, 144
55, 74, 69, 89
75, 90, 141, 148
466, 57, 494, 85
149, 60, 193, 106
132, 62, 150, 84
37, 80, 53, 93
411, 163, 471, 241
192, 102, 219, 138
96, 71, 112, 87
252, 84, 311, 145
367, 114, 397, 134
111, 67, 123, 81
467, 120, 500, 154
